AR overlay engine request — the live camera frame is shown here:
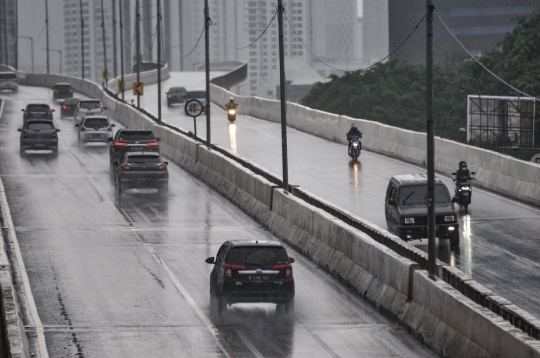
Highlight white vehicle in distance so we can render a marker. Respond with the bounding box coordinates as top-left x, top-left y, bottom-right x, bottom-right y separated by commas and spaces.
75, 116, 115, 145
0, 71, 18, 92
74, 99, 107, 124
